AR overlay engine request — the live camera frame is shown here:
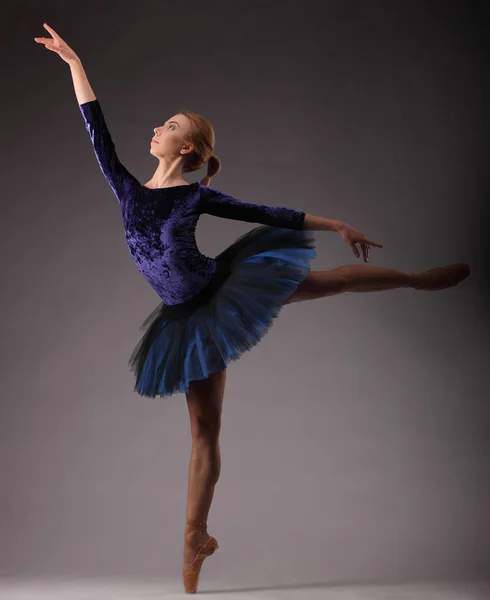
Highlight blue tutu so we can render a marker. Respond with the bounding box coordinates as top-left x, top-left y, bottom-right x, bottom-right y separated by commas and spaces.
128, 225, 316, 398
